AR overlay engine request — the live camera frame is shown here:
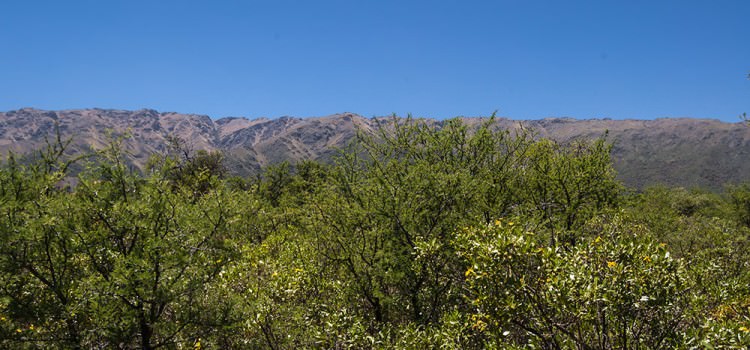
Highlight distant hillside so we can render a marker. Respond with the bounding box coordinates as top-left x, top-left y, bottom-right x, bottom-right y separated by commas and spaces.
1, 108, 748, 190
